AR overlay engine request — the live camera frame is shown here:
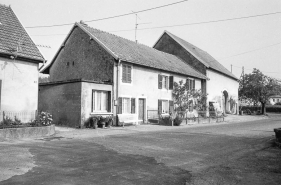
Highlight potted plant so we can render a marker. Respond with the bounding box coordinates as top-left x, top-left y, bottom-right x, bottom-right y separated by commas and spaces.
98, 116, 106, 128
105, 116, 113, 128
92, 116, 99, 129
